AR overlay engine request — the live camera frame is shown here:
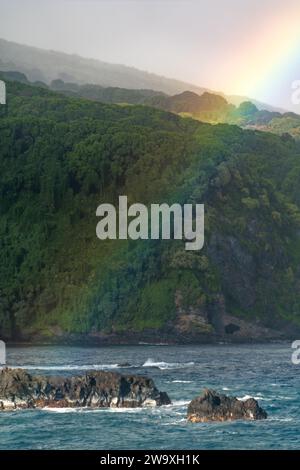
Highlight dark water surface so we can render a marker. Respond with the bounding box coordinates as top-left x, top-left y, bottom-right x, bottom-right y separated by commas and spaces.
0, 343, 299, 449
